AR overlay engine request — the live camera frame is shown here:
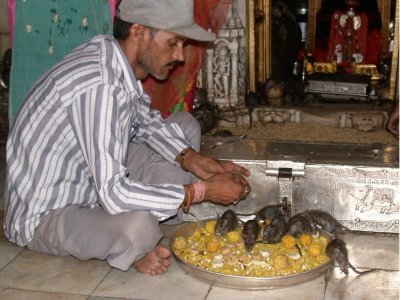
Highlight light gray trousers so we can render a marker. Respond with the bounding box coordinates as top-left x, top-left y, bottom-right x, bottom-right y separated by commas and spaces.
27, 112, 201, 271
